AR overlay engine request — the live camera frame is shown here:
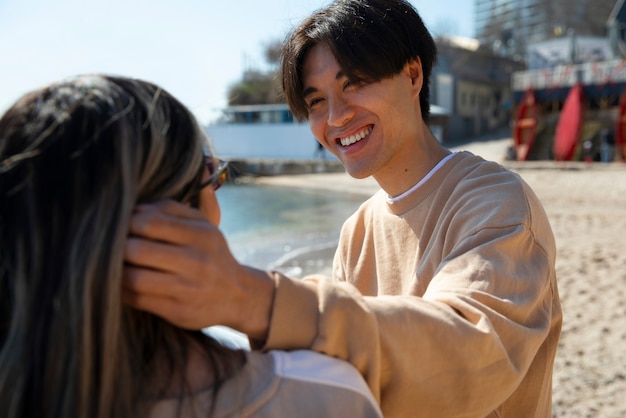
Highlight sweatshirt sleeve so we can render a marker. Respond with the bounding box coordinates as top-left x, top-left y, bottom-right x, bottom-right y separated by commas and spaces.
262, 223, 559, 417
263, 272, 383, 404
